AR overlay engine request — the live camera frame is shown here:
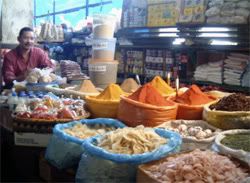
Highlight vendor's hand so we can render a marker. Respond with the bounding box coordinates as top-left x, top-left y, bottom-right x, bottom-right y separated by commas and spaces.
16, 72, 28, 82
